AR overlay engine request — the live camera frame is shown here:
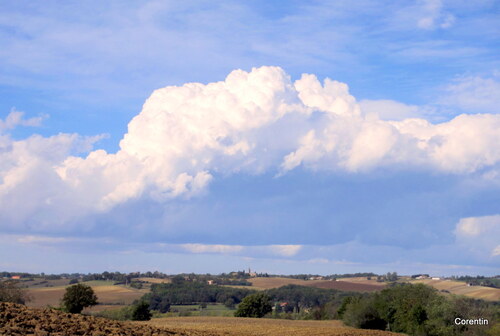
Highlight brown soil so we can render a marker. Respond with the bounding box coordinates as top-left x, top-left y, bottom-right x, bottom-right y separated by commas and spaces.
1, 302, 403, 336
142, 316, 405, 336
308, 280, 383, 292
0, 302, 181, 336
